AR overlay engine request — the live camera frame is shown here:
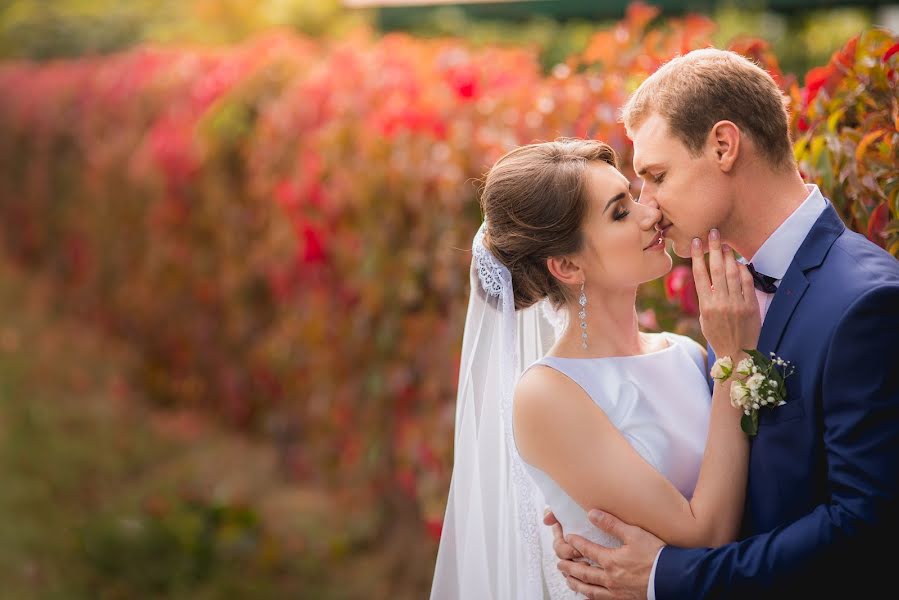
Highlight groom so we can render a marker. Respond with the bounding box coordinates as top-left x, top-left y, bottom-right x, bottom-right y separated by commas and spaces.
547, 48, 899, 598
